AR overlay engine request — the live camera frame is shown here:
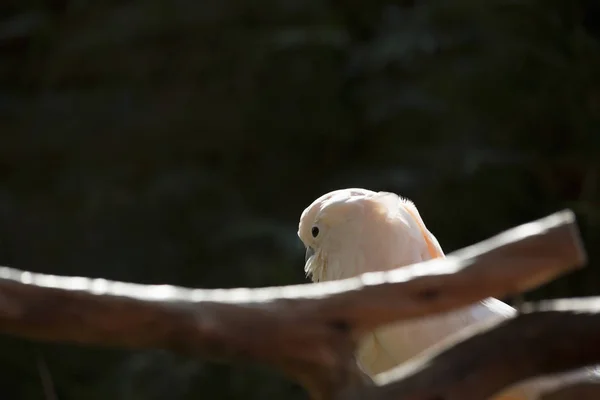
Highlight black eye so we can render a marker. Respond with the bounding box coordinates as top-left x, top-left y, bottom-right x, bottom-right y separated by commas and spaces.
311, 226, 320, 238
